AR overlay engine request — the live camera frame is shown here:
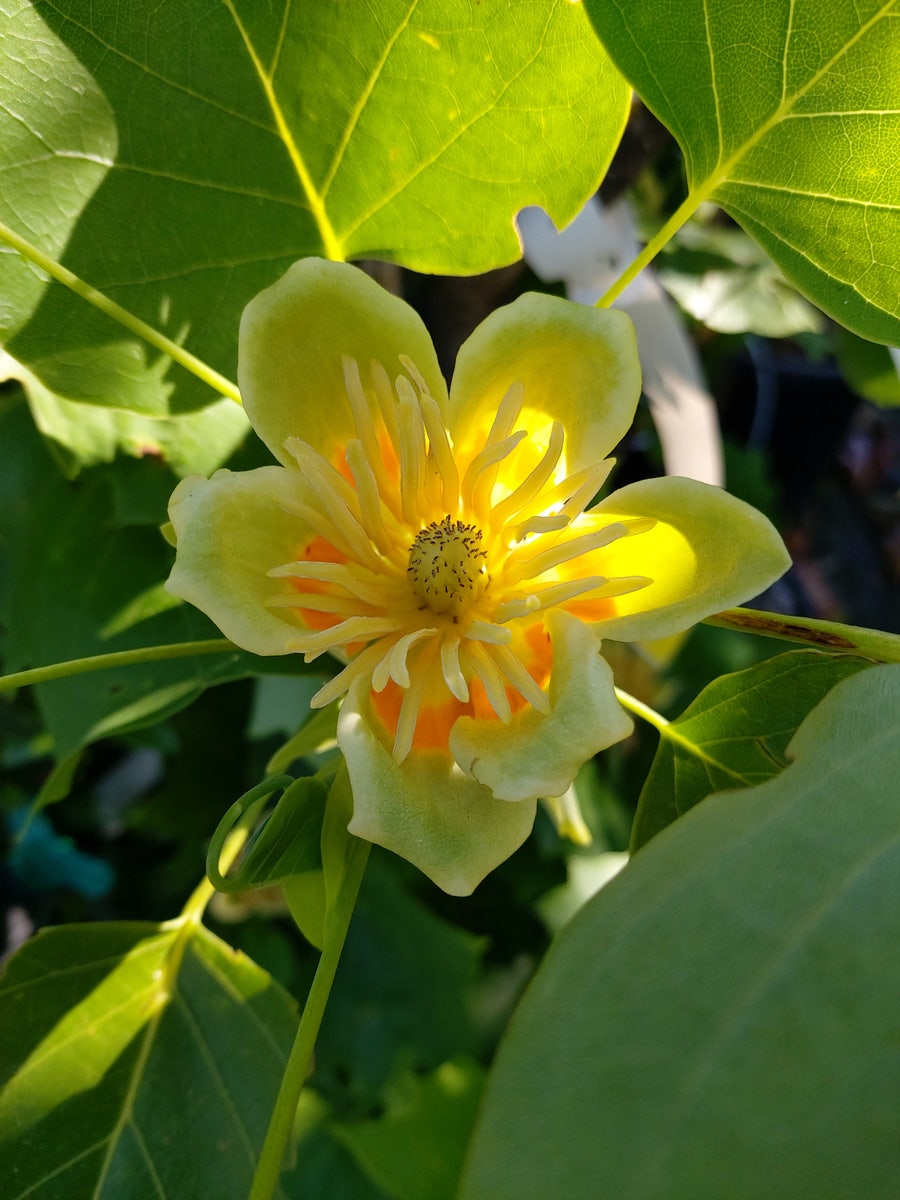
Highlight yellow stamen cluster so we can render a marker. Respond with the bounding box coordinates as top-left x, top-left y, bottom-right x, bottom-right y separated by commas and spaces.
267, 354, 654, 762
